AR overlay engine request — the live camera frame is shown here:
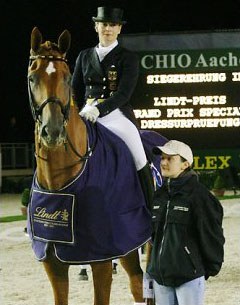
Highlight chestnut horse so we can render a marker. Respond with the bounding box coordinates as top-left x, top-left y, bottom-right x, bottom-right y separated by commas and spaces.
27, 27, 166, 305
